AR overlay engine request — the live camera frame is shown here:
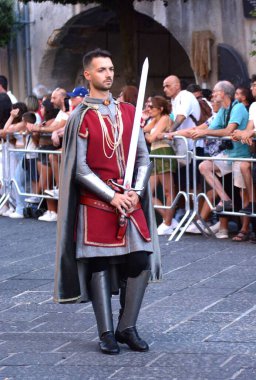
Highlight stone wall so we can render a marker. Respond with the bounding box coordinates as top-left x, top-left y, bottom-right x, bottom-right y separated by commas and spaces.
8, 0, 256, 99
